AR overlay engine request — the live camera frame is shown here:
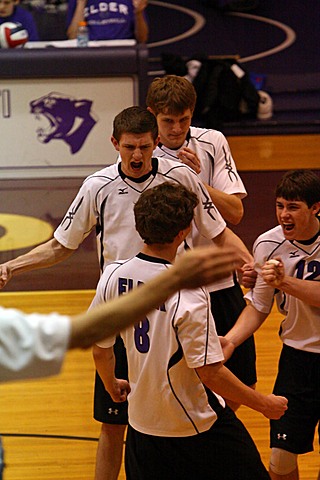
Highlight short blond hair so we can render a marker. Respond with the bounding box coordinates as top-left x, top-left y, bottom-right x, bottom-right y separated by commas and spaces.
146, 75, 197, 116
